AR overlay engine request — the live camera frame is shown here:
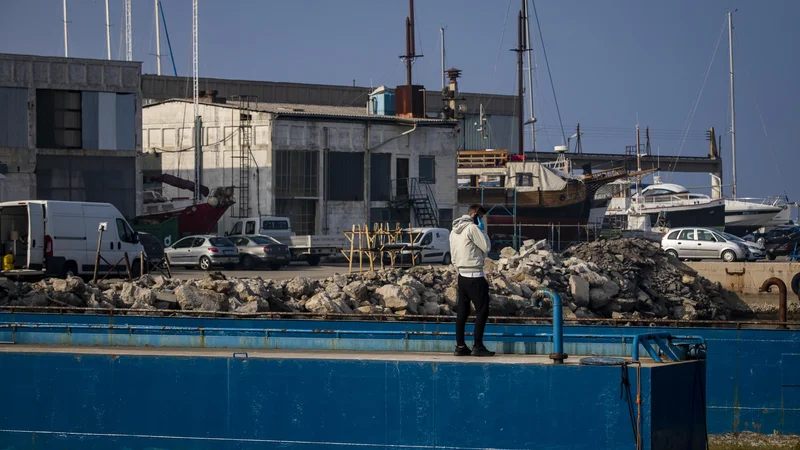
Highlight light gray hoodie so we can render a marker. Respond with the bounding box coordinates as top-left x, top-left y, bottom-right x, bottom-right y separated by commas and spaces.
449, 215, 491, 274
